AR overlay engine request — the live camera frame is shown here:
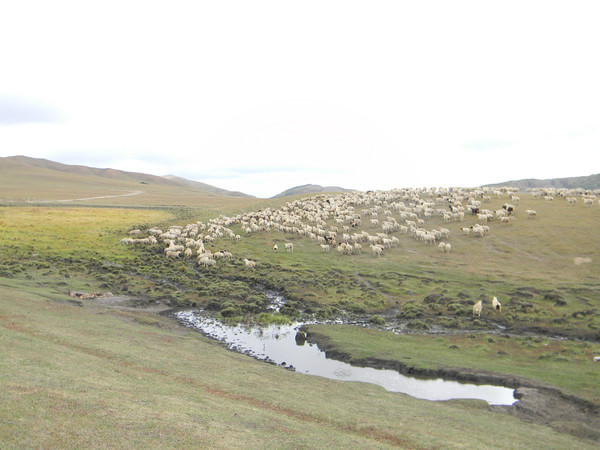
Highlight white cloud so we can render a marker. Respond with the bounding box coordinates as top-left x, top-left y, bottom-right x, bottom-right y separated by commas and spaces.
1, 0, 599, 197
